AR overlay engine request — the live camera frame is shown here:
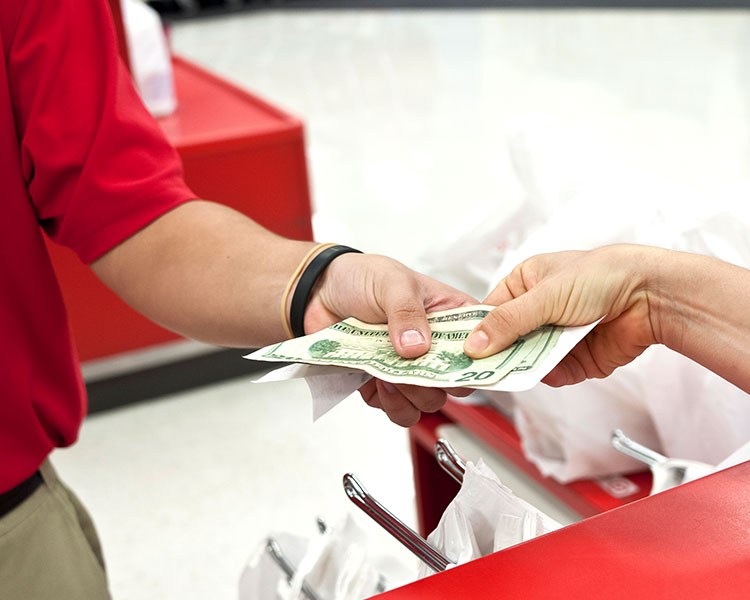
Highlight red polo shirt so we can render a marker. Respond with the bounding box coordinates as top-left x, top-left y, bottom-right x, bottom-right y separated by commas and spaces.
1, 0, 194, 492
